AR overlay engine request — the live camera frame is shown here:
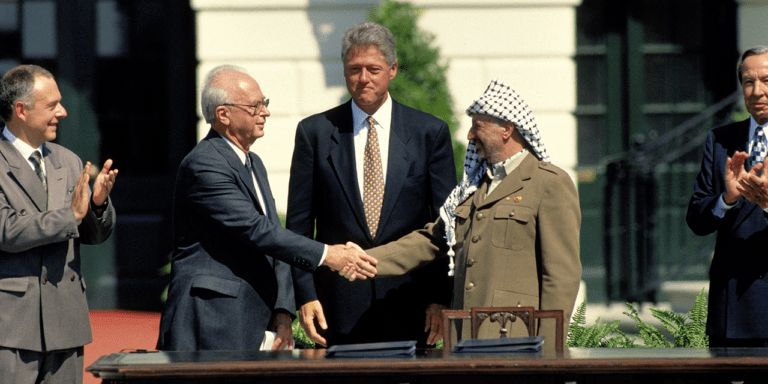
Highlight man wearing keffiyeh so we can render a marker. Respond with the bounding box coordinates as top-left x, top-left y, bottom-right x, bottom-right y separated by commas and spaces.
365, 79, 582, 351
